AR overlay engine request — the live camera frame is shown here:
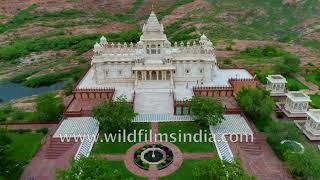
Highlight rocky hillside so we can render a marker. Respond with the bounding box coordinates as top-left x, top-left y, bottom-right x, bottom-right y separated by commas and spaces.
0, 0, 319, 84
